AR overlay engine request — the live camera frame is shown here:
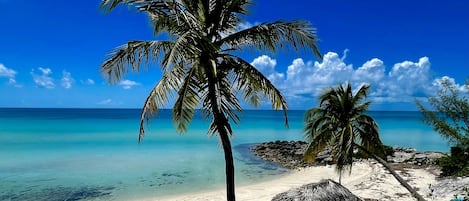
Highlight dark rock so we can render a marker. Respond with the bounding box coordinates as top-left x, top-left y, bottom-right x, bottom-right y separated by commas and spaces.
271, 179, 362, 201
251, 141, 448, 169
251, 141, 311, 169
